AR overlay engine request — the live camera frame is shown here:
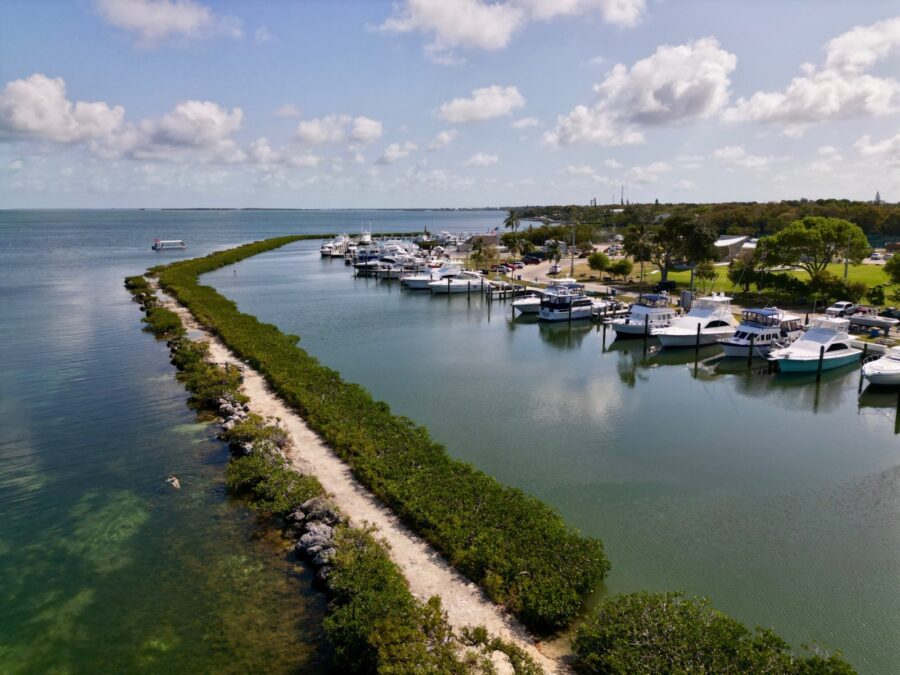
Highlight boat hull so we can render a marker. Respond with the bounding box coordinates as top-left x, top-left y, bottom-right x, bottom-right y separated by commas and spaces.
719, 341, 773, 358
656, 328, 734, 348
863, 370, 900, 386
513, 299, 540, 314
611, 320, 663, 338
538, 307, 593, 322
774, 351, 861, 373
